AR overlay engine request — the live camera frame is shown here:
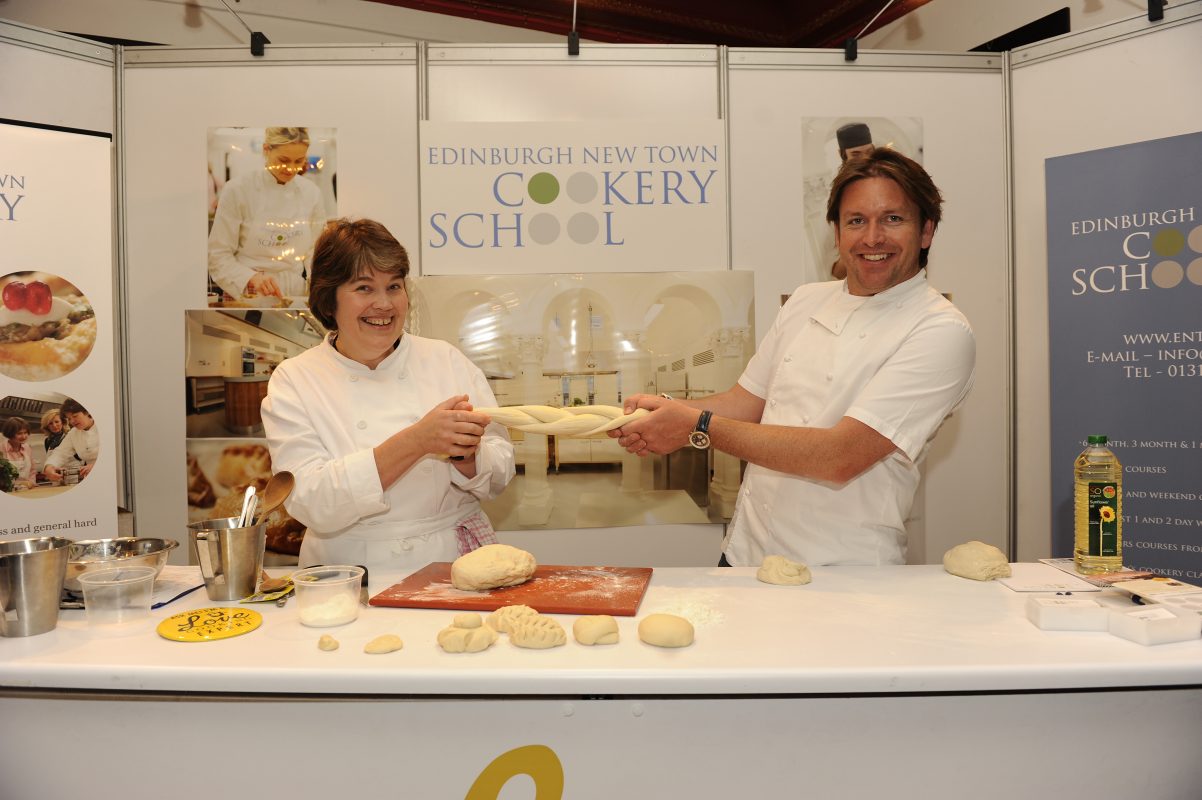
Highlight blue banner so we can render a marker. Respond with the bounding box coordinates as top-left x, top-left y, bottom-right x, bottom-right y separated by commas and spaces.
1045, 131, 1202, 583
